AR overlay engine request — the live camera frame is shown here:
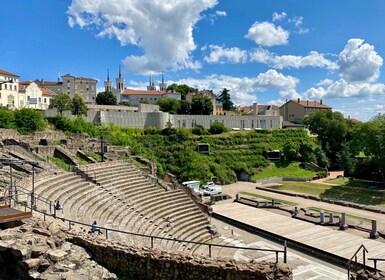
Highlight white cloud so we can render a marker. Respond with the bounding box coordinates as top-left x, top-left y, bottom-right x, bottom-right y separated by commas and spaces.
272, 12, 287, 22
204, 45, 248, 64
171, 70, 298, 106
338, 38, 383, 83
245, 21, 289, 47
67, 0, 218, 74
215, 10, 227, 16
316, 79, 334, 87
303, 79, 385, 100
249, 48, 337, 70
